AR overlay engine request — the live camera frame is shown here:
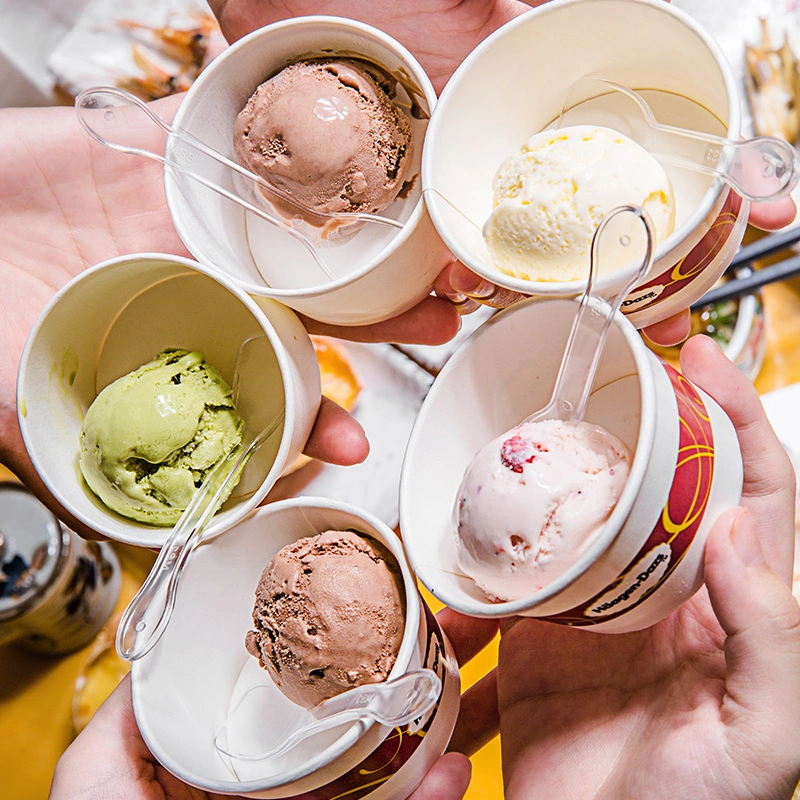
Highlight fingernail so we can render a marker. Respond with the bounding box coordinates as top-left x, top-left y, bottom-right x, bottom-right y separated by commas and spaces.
434, 289, 480, 316
454, 298, 480, 316
731, 508, 766, 567
436, 288, 468, 304
464, 279, 501, 300
450, 268, 493, 297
